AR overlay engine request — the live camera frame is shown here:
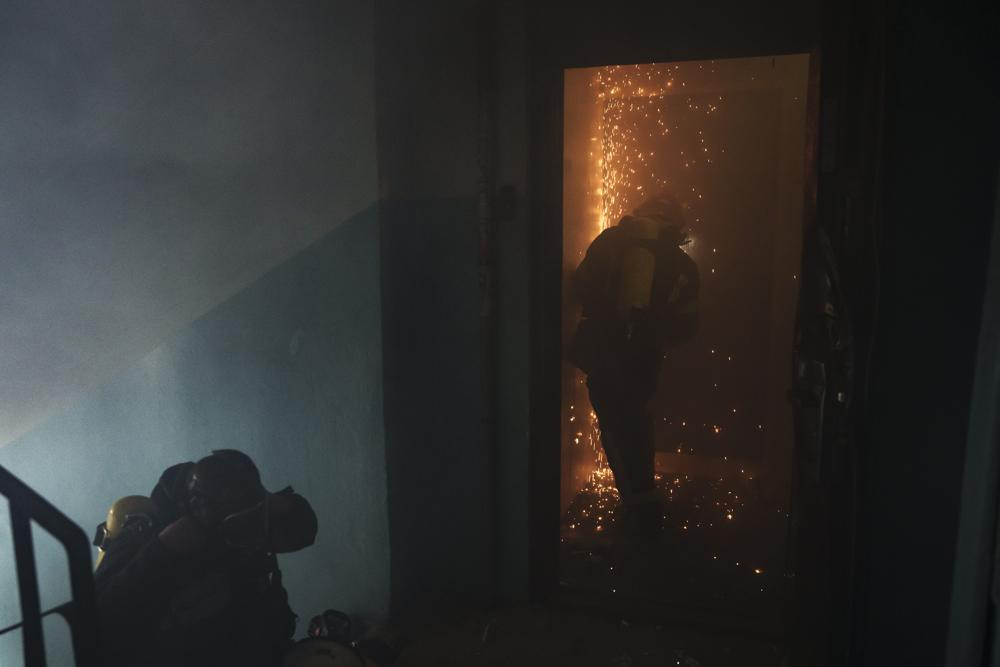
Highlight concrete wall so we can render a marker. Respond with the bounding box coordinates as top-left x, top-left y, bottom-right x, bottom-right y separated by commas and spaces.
854, 3, 1000, 663
2, 3, 517, 662
0, 2, 520, 661
0, 0, 385, 663
373, 0, 535, 612
375, 0, 495, 615
0, 0, 379, 448
0, 210, 388, 664
492, 0, 533, 604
